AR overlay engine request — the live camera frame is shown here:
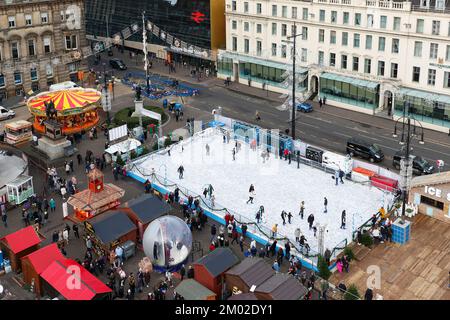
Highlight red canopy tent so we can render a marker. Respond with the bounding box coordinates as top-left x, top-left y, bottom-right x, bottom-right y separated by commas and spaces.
40, 259, 112, 300
21, 244, 65, 297
0, 226, 42, 271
